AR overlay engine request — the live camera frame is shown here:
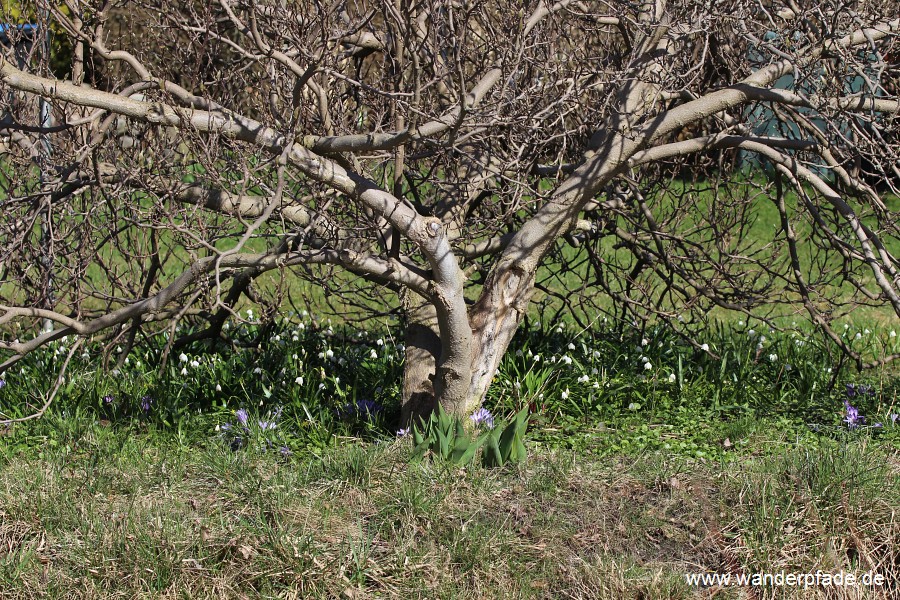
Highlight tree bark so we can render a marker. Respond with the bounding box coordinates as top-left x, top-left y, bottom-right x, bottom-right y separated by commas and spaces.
401, 294, 440, 426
